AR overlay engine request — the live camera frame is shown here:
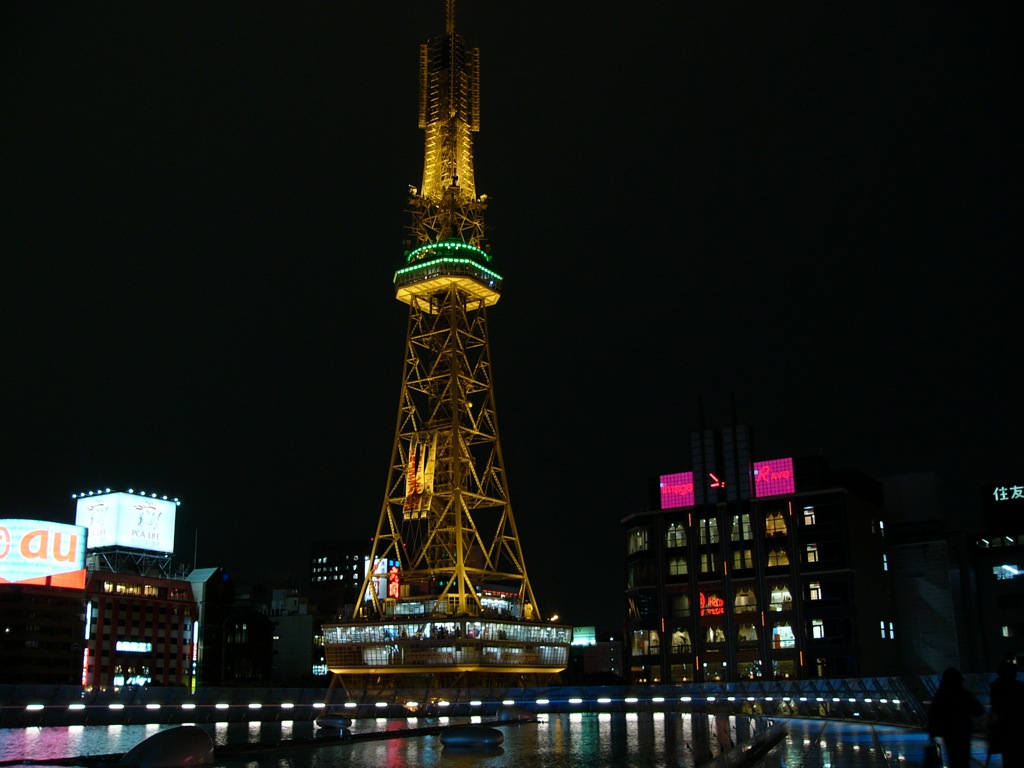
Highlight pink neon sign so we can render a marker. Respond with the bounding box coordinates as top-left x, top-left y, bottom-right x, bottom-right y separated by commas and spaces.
660, 472, 694, 509
660, 457, 796, 507
753, 457, 795, 498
